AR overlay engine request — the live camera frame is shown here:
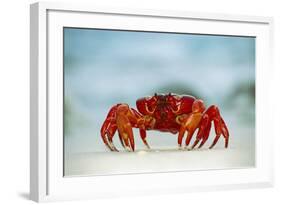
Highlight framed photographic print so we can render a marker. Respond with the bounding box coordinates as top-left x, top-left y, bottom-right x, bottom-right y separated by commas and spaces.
30, 2, 274, 202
